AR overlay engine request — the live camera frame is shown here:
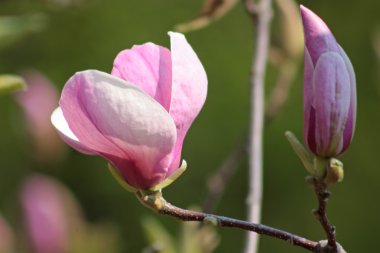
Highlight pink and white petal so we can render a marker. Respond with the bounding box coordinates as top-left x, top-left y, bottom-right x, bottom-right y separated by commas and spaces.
303, 47, 314, 148
300, 6, 340, 65
339, 46, 357, 153
111, 43, 172, 110
61, 70, 177, 188
60, 71, 125, 160
166, 139, 183, 176
313, 52, 350, 156
51, 107, 96, 155
167, 32, 208, 172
